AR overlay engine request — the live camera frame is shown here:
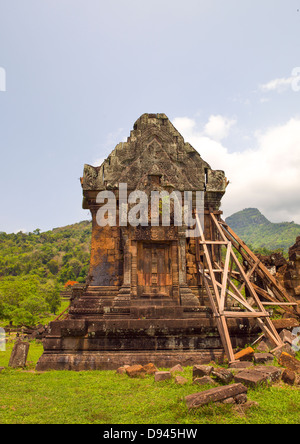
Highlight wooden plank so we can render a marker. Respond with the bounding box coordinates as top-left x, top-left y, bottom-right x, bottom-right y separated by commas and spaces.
199, 241, 229, 245
219, 243, 232, 313
195, 212, 235, 363
222, 311, 269, 318
218, 315, 236, 363
223, 279, 258, 313
256, 318, 283, 347
252, 283, 284, 304
210, 211, 228, 243
195, 213, 221, 307
261, 302, 298, 306
238, 259, 260, 293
